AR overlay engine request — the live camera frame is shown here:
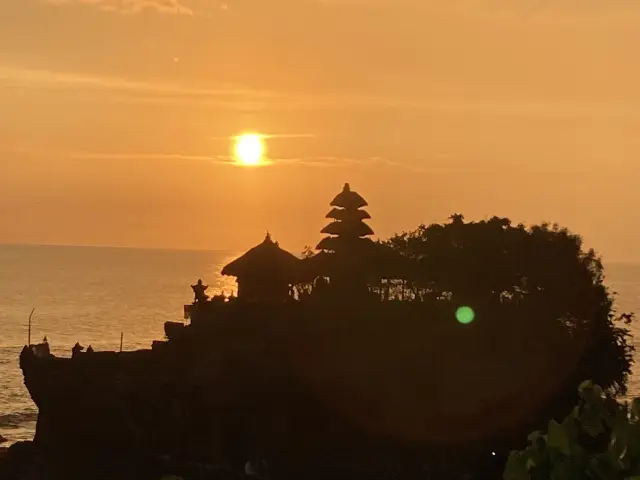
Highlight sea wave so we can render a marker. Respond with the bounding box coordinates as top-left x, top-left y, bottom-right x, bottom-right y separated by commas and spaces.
0, 411, 38, 428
